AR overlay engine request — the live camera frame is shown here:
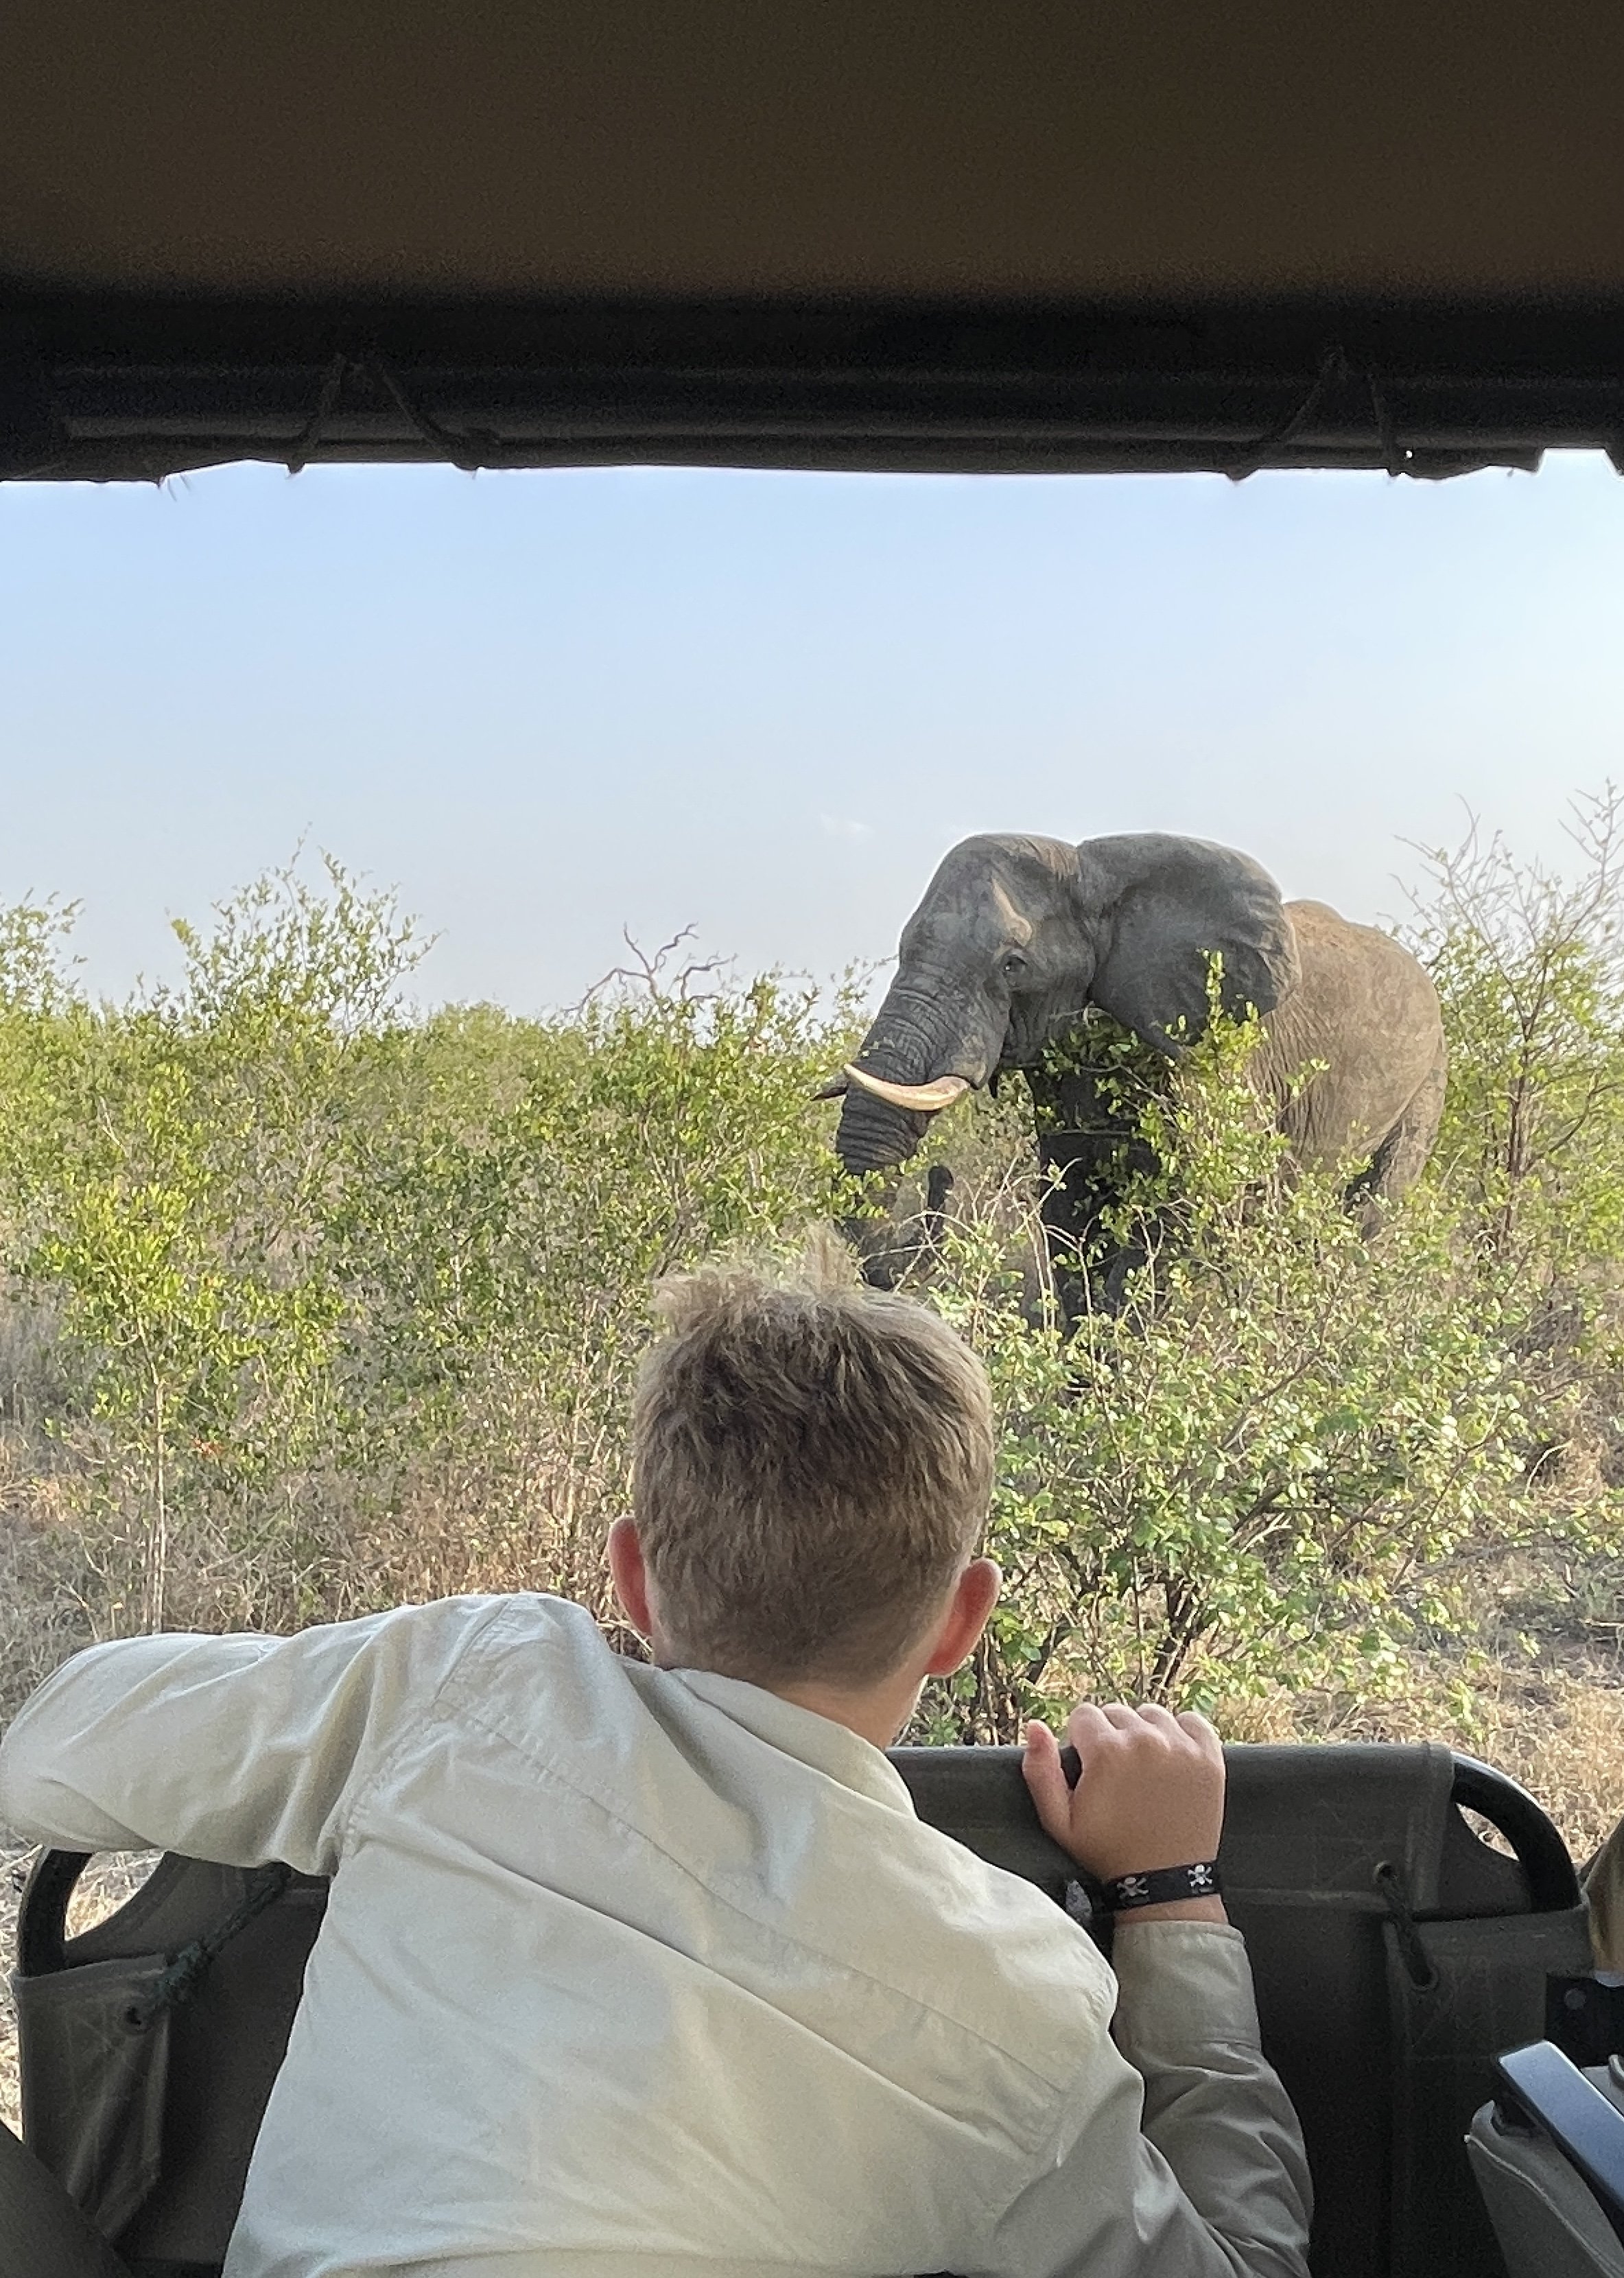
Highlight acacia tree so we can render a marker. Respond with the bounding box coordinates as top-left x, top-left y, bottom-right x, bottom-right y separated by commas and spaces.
1407, 790, 1624, 1273
1401, 792, 1624, 1521
0, 860, 419, 1630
